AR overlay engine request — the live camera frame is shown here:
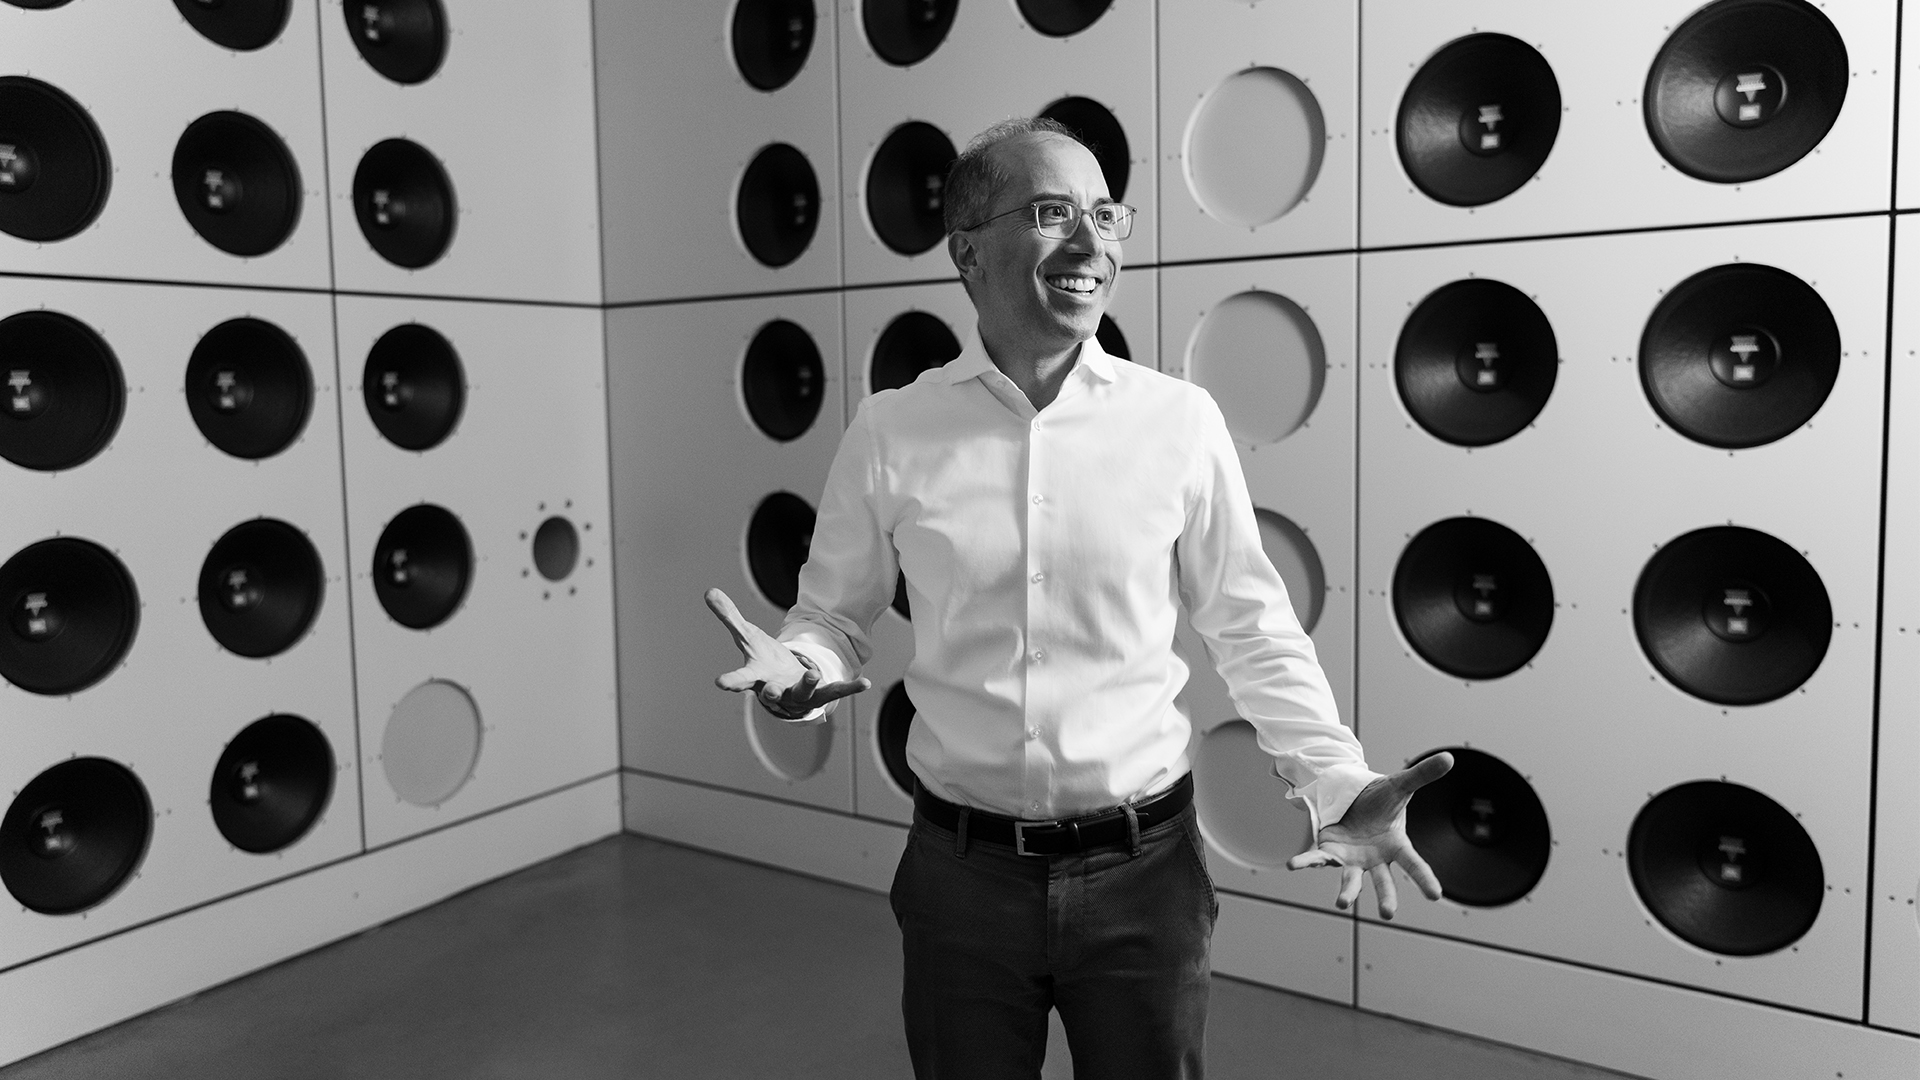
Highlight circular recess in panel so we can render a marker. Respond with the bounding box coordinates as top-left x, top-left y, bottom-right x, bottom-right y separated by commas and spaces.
1396, 279, 1558, 447
1397, 35, 1561, 207
736, 143, 820, 268
363, 323, 464, 451
1645, 0, 1846, 184
382, 679, 482, 807
1404, 747, 1550, 907
733, 0, 815, 91
1184, 67, 1324, 229
862, 0, 957, 66
373, 504, 473, 630
748, 710, 832, 782
0, 310, 124, 471
172, 112, 301, 258
742, 319, 825, 442
198, 519, 324, 659
865, 122, 956, 256
1634, 526, 1830, 706
210, 714, 333, 854
1018, 0, 1111, 36
1094, 314, 1130, 362
5, 1, 79, 8
531, 516, 578, 582
0, 538, 138, 695
871, 310, 961, 394
1192, 719, 1317, 869
877, 680, 917, 796
892, 572, 911, 620
1186, 290, 1324, 446
0, 758, 150, 916
1256, 509, 1324, 633
186, 317, 313, 460
1629, 780, 1823, 955
353, 139, 455, 269
345, 0, 449, 85
1639, 264, 1839, 449
173, 0, 290, 50
747, 492, 814, 611
1039, 96, 1130, 202
0, 76, 111, 243
1392, 517, 1553, 680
